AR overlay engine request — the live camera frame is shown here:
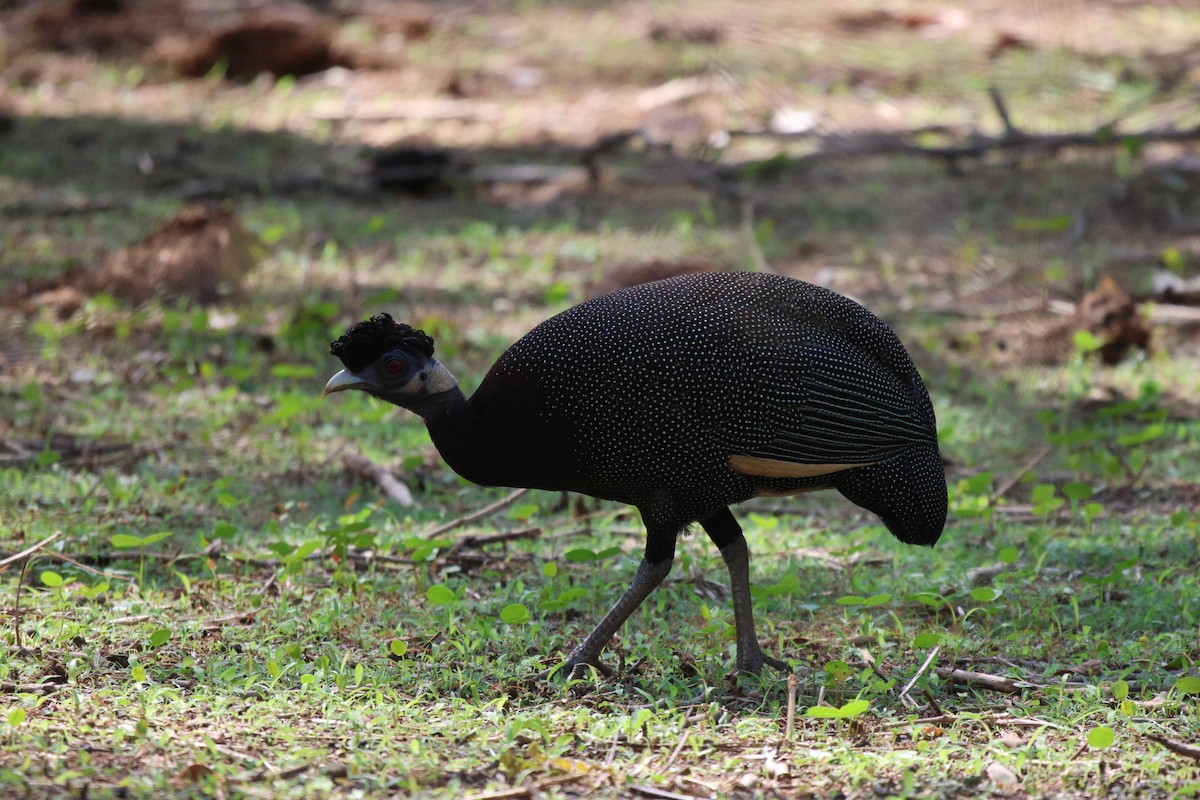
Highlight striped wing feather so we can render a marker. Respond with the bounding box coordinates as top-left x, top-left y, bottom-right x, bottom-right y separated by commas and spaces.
731, 333, 932, 475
